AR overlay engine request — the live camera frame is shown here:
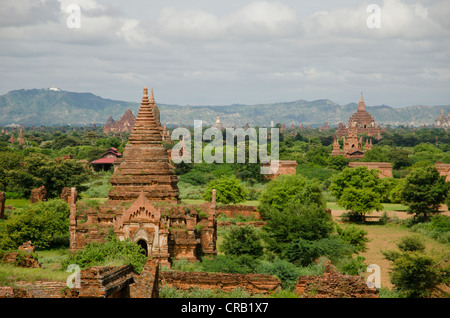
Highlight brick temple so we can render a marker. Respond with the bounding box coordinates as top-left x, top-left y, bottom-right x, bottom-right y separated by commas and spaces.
336, 93, 383, 138
332, 93, 381, 159
103, 109, 136, 133
69, 88, 217, 266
